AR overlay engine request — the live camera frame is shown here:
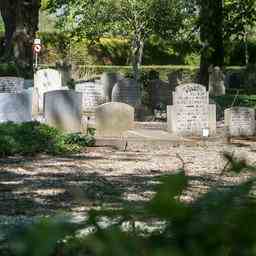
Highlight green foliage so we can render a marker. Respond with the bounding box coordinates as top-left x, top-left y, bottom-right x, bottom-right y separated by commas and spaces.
5, 155, 256, 256
0, 63, 19, 76
214, 94, 256, 109
0, 122, 95, 157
